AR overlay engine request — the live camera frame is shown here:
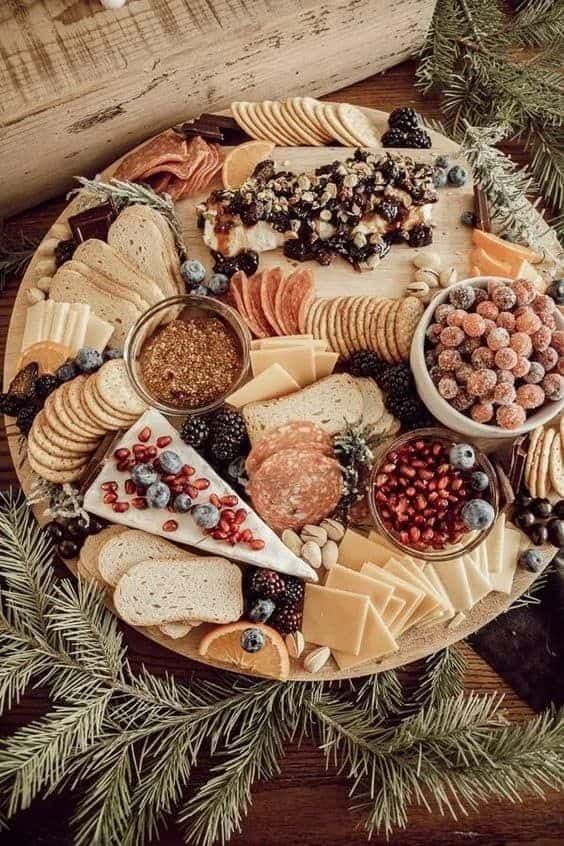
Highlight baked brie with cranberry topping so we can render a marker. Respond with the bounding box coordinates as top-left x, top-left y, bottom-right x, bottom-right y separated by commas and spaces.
199, 152, 438, 271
